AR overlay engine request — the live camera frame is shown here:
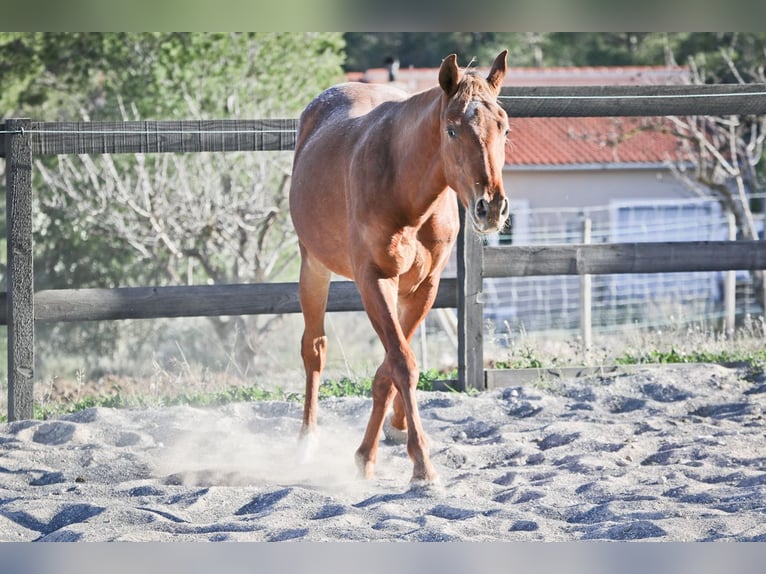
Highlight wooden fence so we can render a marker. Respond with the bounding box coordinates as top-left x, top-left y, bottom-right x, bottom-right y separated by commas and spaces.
3, 83, 766, 420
